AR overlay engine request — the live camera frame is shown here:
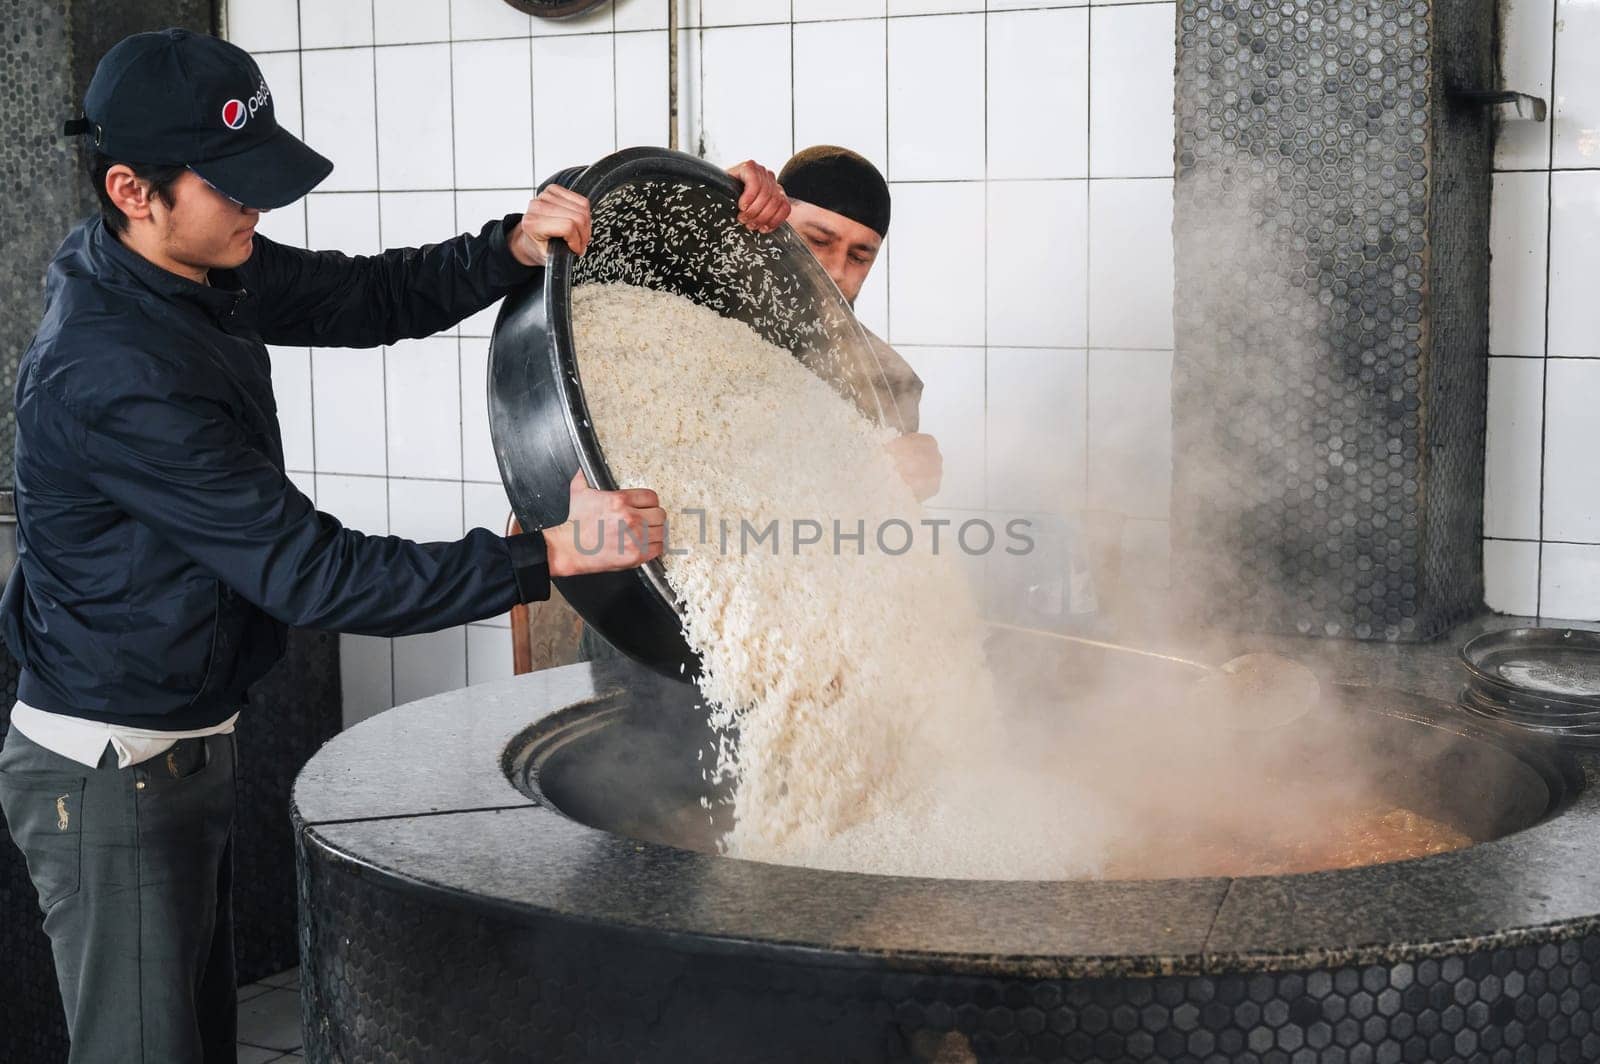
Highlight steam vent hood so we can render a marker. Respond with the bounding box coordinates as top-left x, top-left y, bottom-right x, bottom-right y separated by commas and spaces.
1170, 0, 1545, 642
